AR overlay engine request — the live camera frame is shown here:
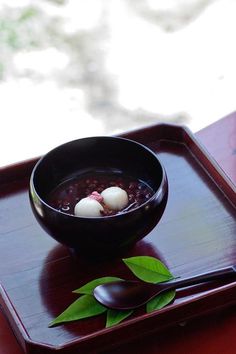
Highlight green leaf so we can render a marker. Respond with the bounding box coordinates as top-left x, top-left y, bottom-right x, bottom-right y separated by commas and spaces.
49, 295, 106, 327
106, 309, 134, 328
146, 290, 176, 313
73, 277, 122, 295
123, 256, 174, 283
